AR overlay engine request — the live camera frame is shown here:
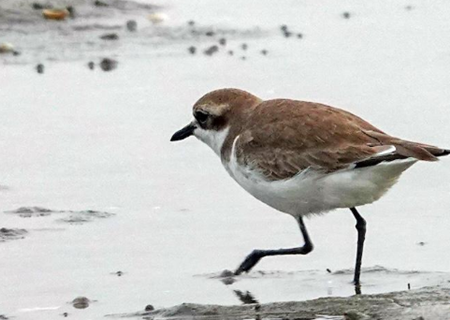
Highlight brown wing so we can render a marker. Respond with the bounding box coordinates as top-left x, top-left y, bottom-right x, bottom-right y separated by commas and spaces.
234, 99, 446, 181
